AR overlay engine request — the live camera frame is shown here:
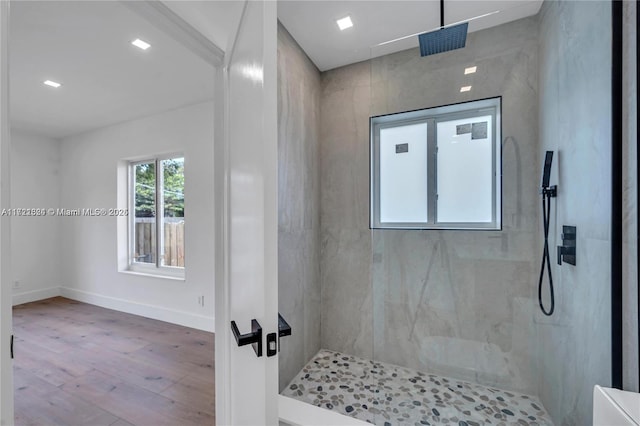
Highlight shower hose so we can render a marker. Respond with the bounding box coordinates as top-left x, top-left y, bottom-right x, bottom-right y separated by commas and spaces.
538, 190, 554, 316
